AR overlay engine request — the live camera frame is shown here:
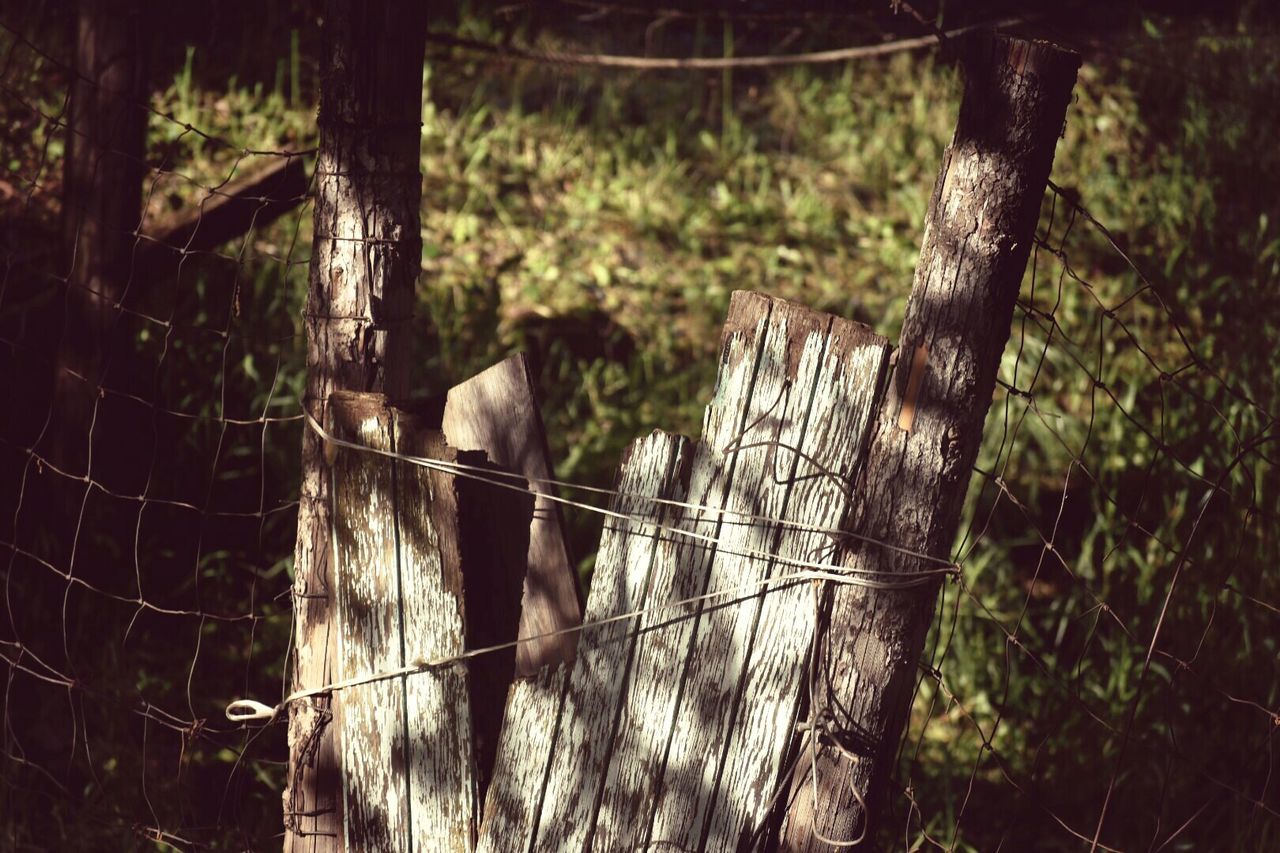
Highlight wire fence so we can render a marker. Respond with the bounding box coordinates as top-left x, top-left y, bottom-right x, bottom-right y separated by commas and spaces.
1, 7, 1277, 852
0, 13, 311, 848
897, 180, 1279, 849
